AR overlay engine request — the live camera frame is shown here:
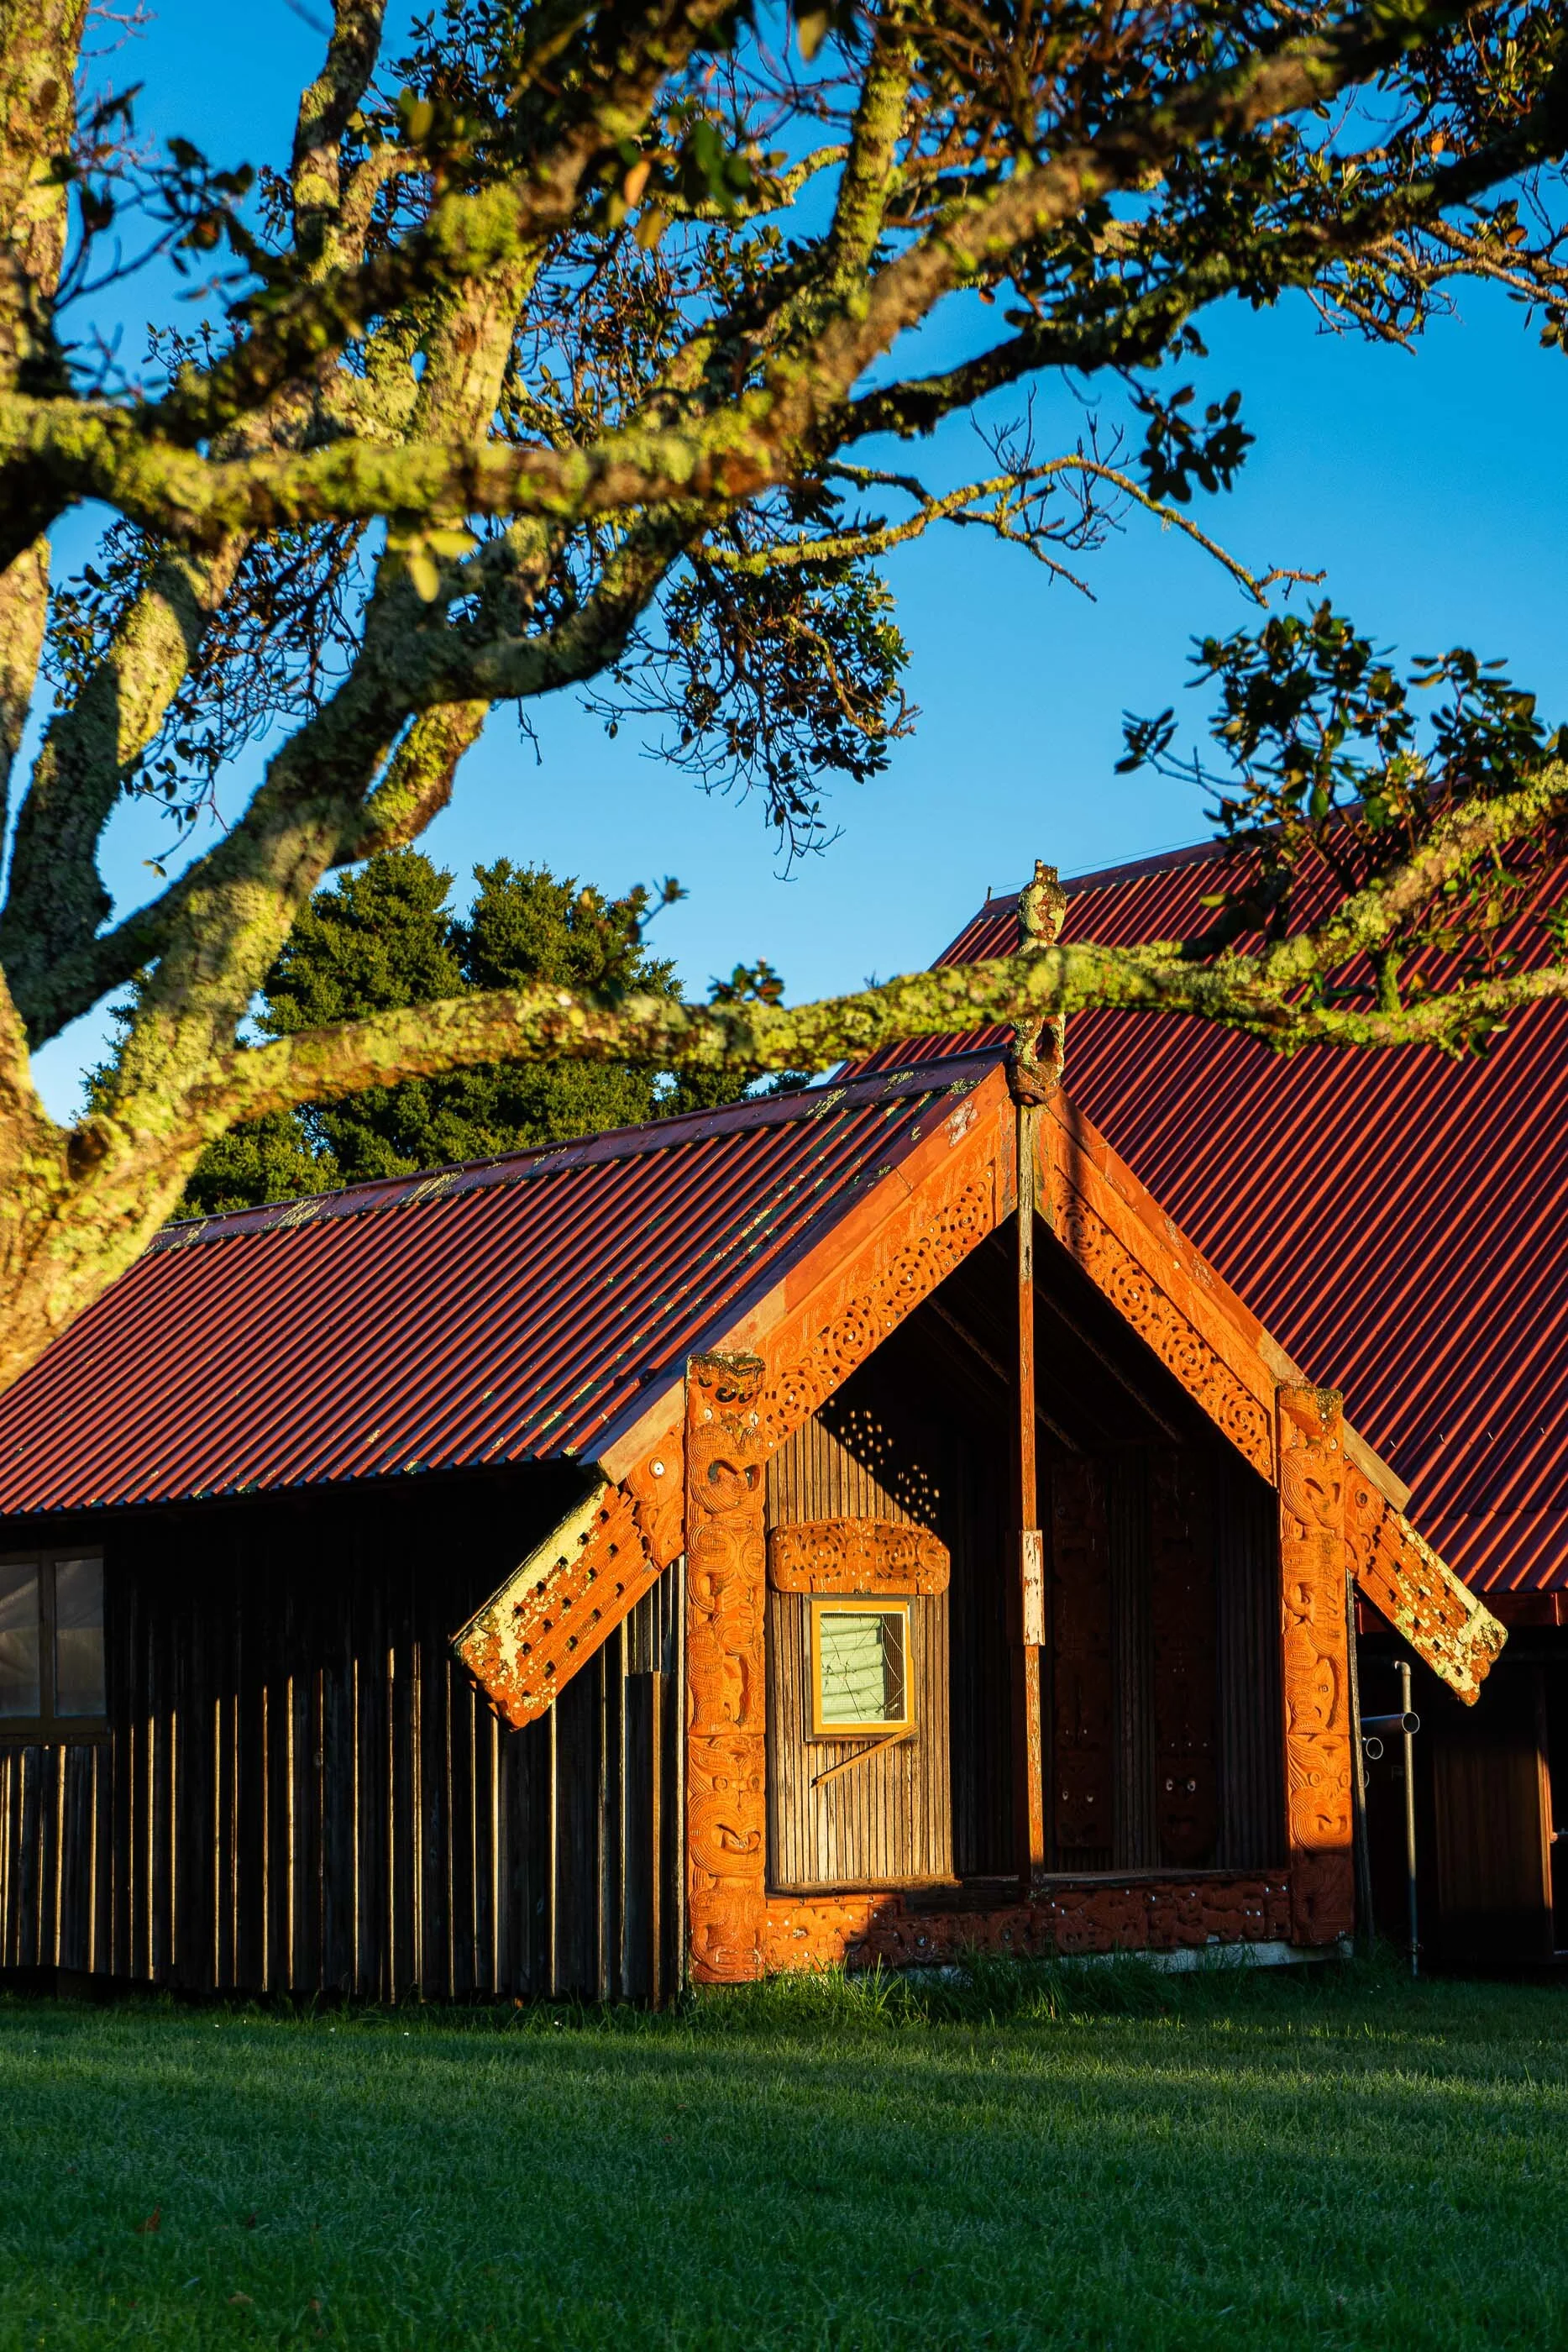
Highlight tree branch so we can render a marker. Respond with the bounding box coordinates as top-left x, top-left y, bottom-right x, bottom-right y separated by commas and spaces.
182, 760, 1568, 1137
333, 699, 490, 863
4, 0, 1523, 563
0, 535, 48, 828
148, 0, 749, 442
848, 60, 1568, 440
291, 0, 389, 273
0, 535, 249, 1032
710, 456, 1319, 606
